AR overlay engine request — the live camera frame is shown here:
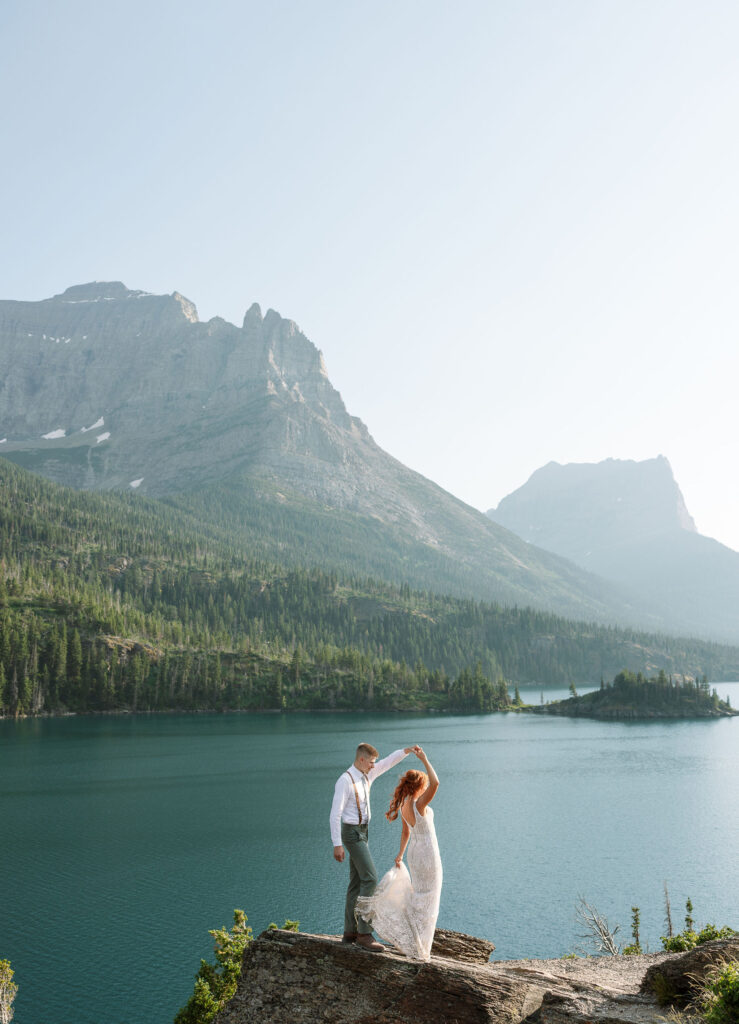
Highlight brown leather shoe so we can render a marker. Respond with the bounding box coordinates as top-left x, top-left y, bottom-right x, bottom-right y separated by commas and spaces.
356, 933, 384, 952
341, 932, 357, 943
